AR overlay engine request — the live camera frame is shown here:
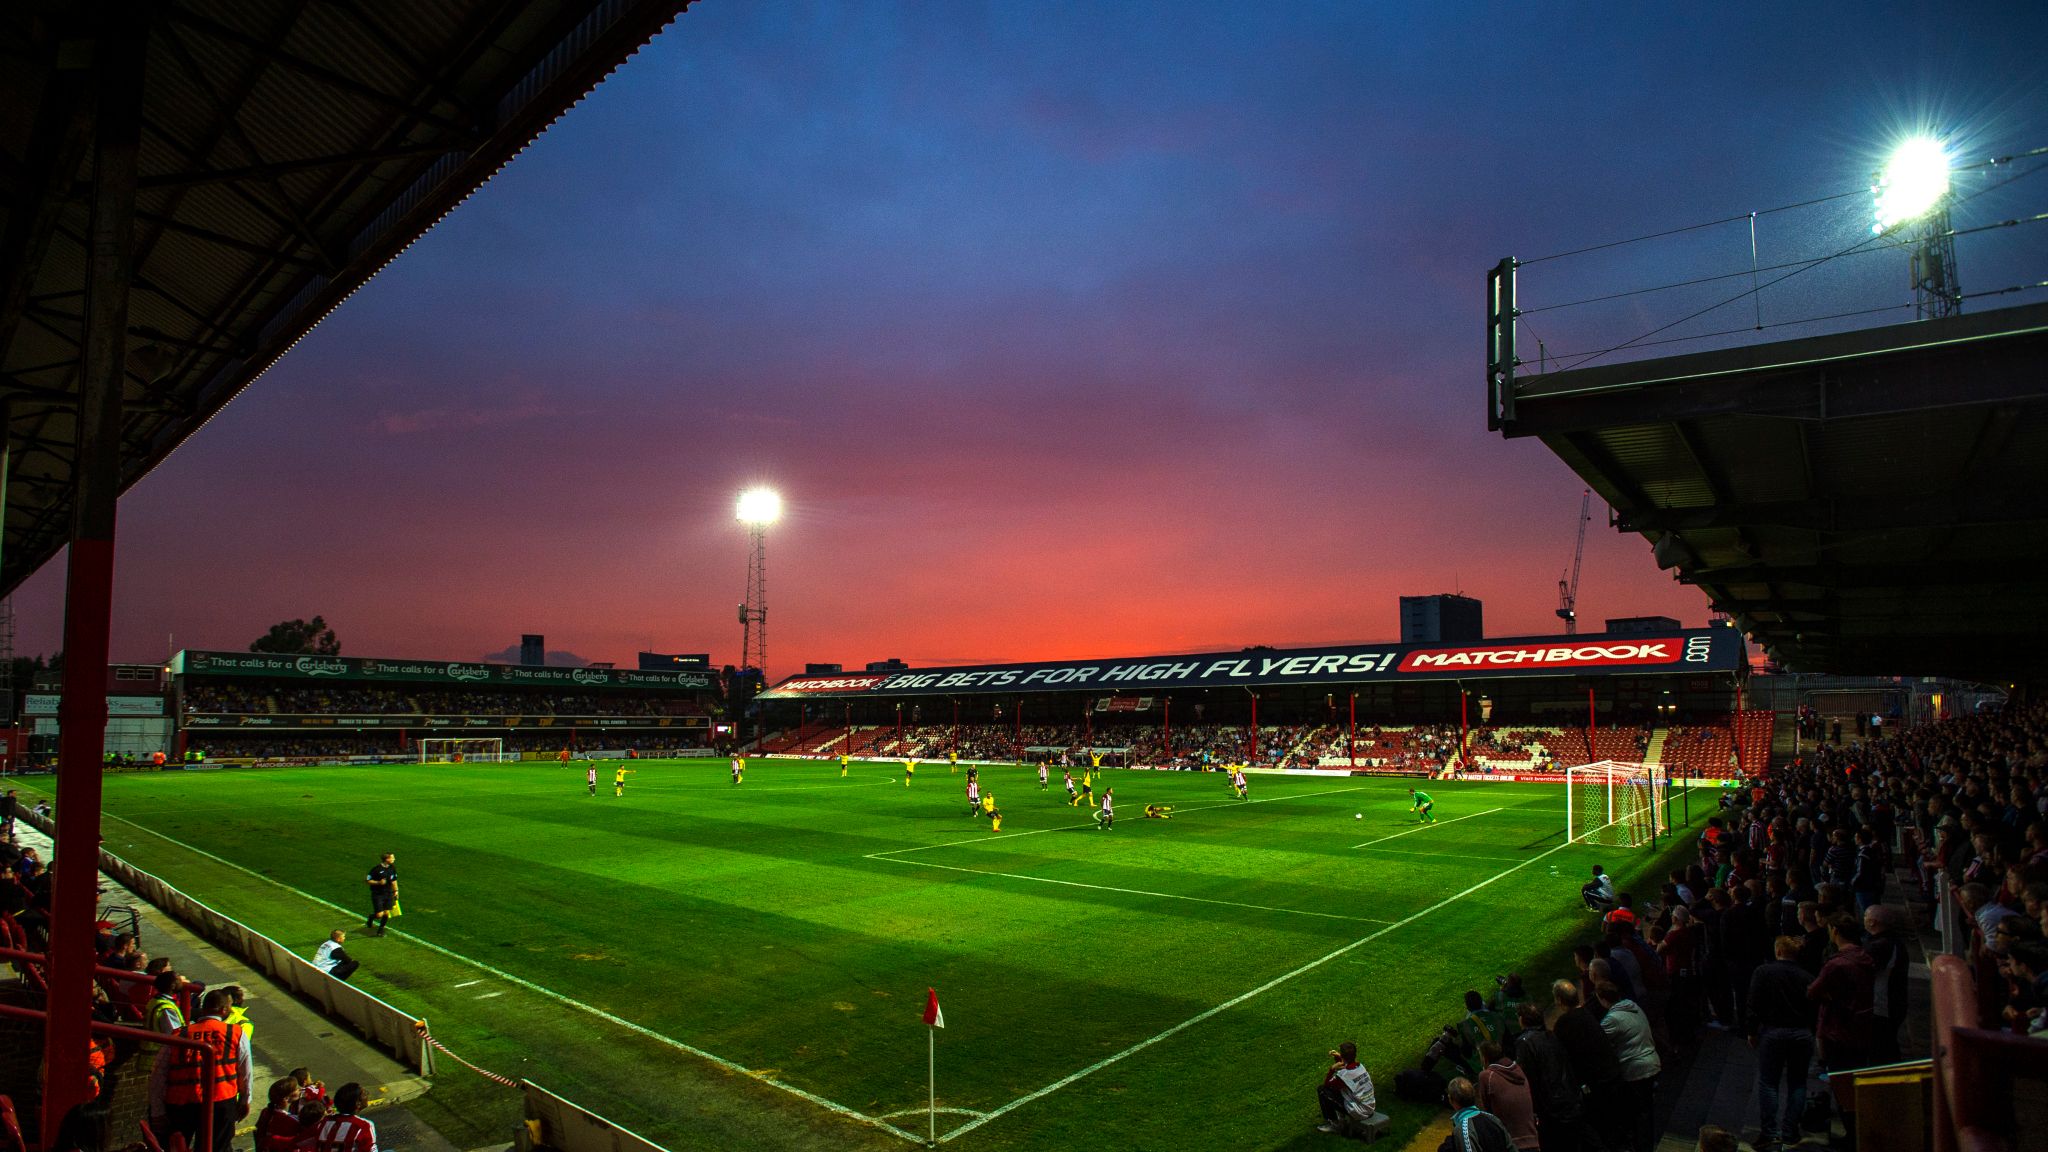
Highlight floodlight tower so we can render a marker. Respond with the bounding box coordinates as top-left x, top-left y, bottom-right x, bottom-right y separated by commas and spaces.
735, 487, 781, 679
1873, 137, 1961, 320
